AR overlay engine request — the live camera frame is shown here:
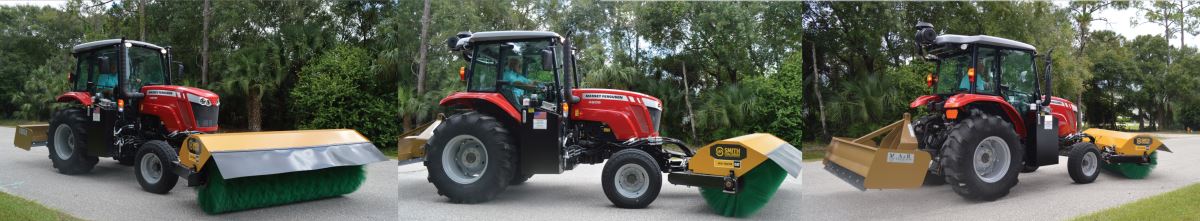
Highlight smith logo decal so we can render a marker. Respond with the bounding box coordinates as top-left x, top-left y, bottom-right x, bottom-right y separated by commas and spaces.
710, 145, 747, 160
582, 93, 628, 101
